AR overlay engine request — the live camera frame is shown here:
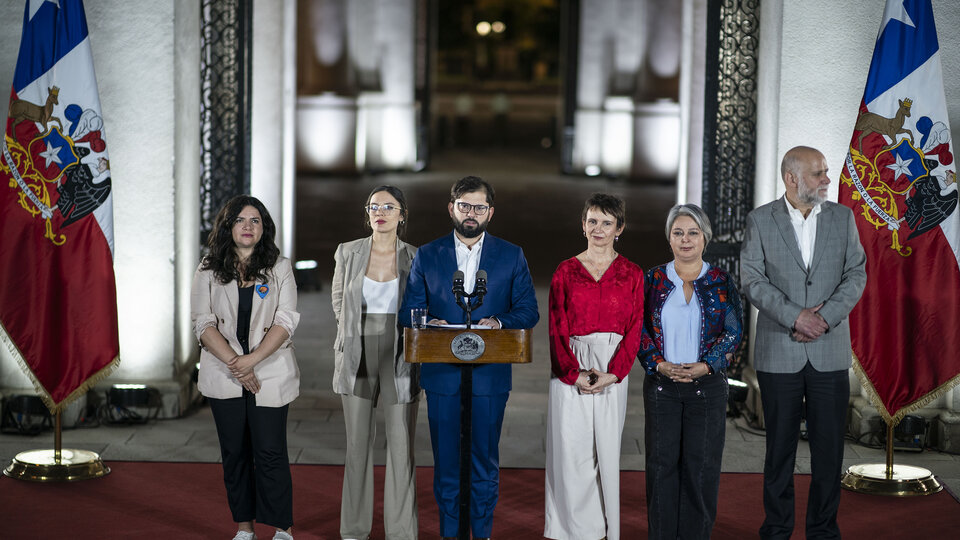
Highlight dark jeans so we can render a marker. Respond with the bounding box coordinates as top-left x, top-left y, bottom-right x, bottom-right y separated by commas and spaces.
644, 371, 727, 540
209, 389, 293, 530
757, 363, 849, 540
